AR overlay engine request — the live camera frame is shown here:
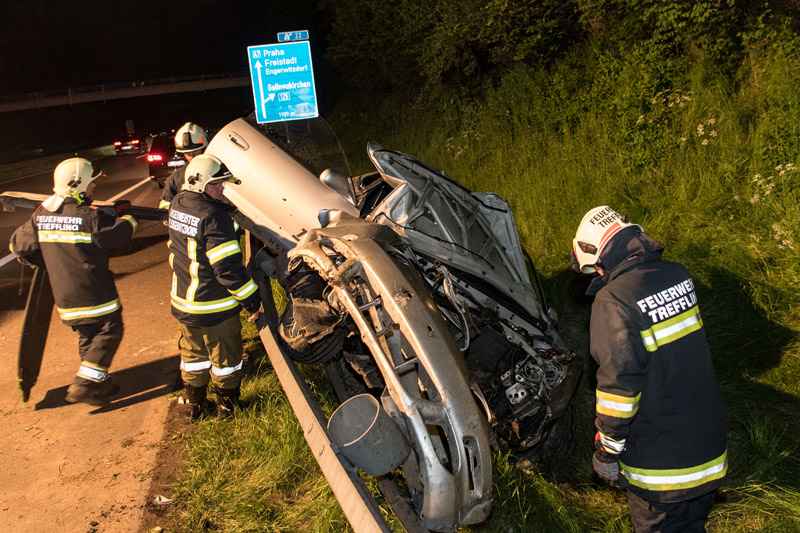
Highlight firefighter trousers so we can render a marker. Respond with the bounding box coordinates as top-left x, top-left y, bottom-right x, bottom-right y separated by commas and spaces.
628, 490, 715, 533
70, 312, 124, 384
177, 314, 243, 389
